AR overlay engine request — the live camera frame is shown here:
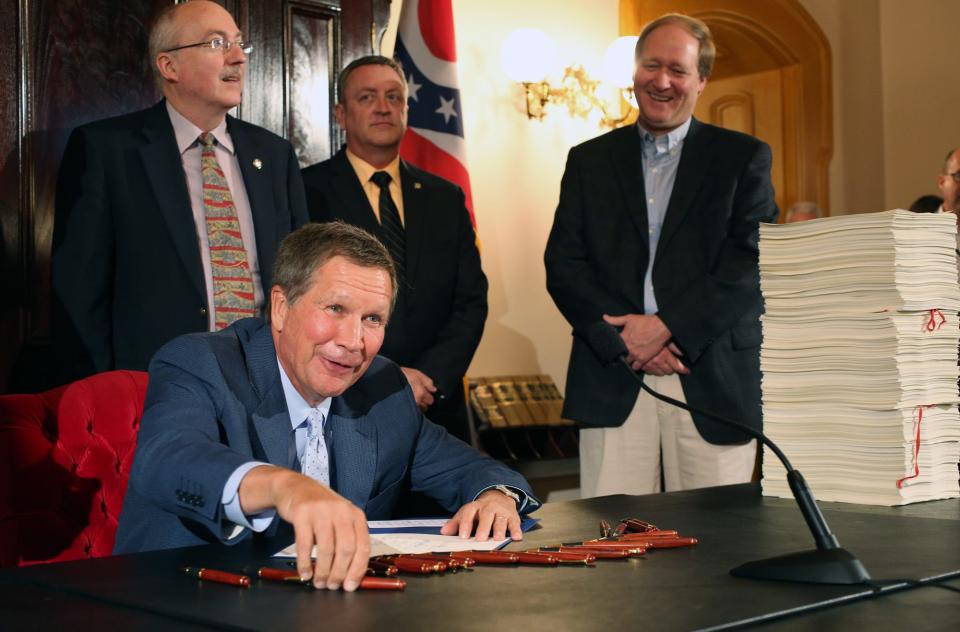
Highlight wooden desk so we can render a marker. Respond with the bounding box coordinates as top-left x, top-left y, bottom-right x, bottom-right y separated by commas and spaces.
1, 484, 958, 630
